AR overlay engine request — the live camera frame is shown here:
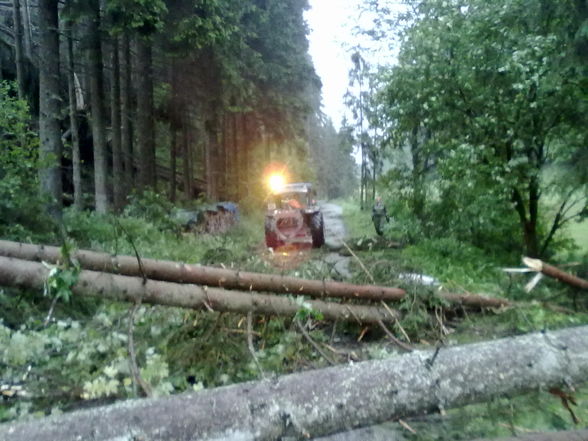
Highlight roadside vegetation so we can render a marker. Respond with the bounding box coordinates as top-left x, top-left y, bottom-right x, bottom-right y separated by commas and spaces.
339, 196, 588, 439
